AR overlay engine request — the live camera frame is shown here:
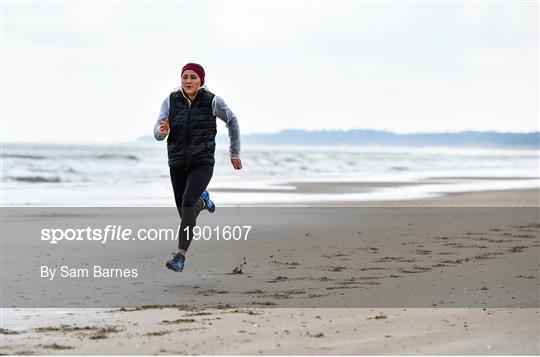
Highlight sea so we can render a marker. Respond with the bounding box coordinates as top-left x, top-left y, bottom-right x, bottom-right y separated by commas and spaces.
1, 142, 539, 206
